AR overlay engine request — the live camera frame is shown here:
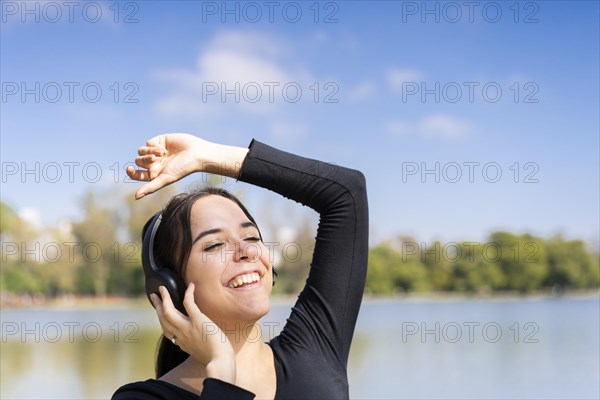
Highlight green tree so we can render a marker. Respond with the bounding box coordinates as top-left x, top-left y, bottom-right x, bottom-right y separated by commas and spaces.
366, 238, 430, 294
545, 235, 600, 289
488, 232, 548, 292
422, 241, 454, 291
0, 200, 20, 236
0, 200, 44, 294
270, 219, 315, 295
366, 243, 400, 294
71, 191, 120, 296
